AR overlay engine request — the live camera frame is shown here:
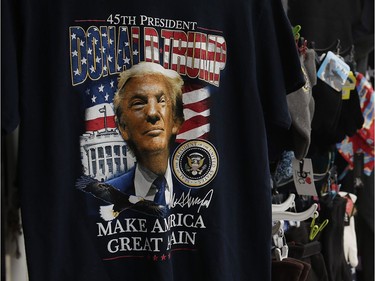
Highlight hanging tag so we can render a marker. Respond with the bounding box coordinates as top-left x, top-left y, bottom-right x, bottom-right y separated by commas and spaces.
342, 71, 356, 100
317, 51, 350, 92
292, 158, 318, 196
